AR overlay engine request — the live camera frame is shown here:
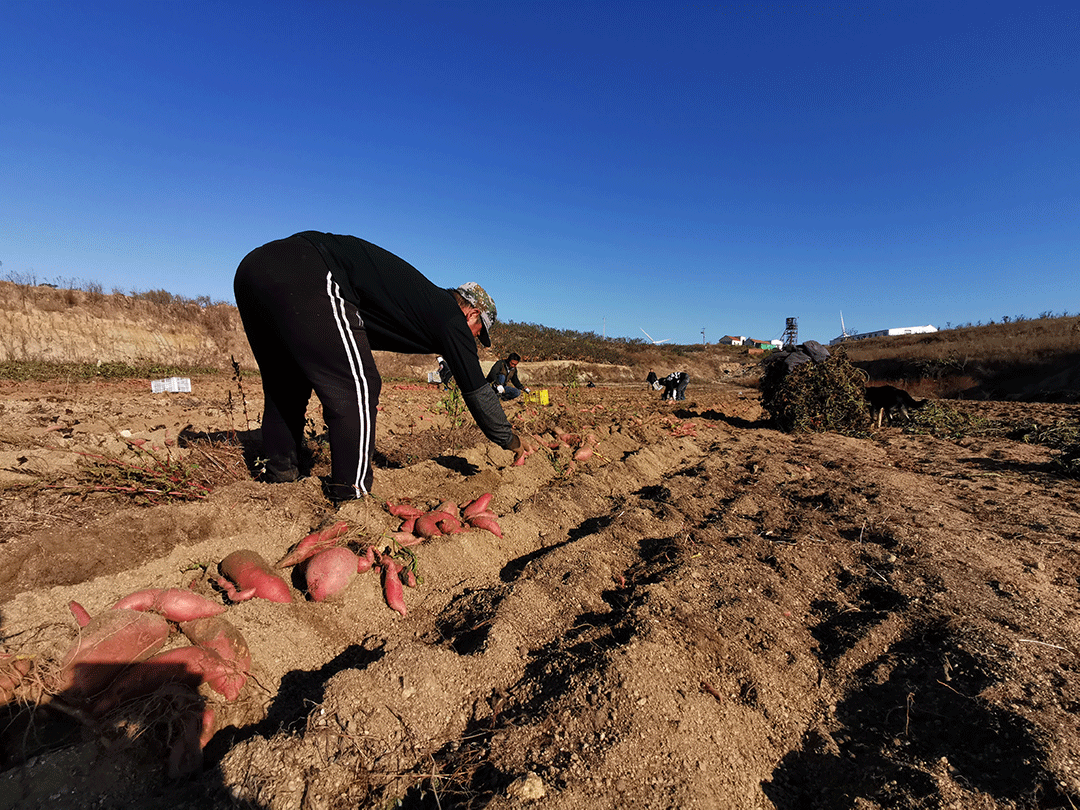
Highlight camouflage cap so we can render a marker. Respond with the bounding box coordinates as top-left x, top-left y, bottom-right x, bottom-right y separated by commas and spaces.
454, 282, 497, 347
